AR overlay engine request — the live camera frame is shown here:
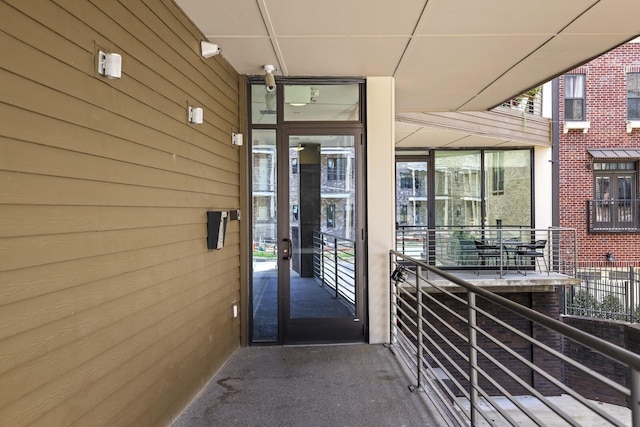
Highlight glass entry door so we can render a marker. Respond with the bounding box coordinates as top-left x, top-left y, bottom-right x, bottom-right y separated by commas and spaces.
251, 129, 364, 344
